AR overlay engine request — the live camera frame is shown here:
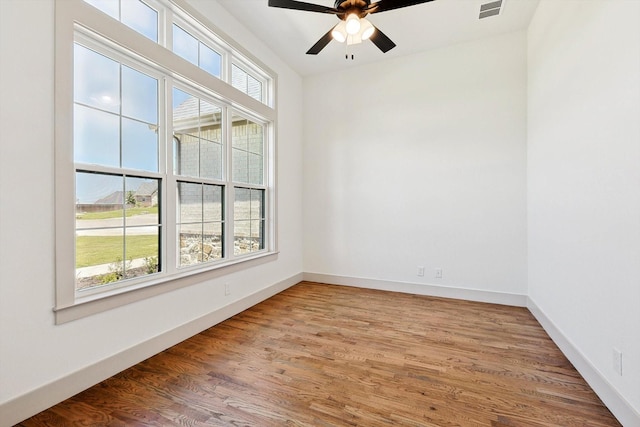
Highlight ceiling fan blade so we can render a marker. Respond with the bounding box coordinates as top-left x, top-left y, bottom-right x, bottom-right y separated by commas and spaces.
367, 0, 435, 14
369, 25, 396, 53
306, 29, 334, 55
268, 0, 339, 14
